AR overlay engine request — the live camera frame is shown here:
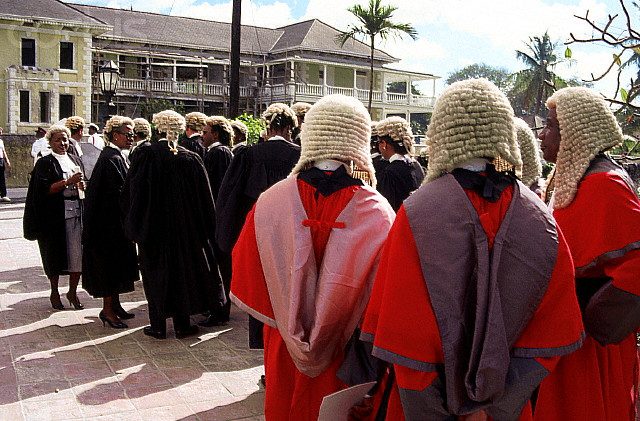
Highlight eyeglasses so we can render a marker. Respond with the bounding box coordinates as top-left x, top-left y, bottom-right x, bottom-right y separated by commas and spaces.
117, 132, 135, 139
